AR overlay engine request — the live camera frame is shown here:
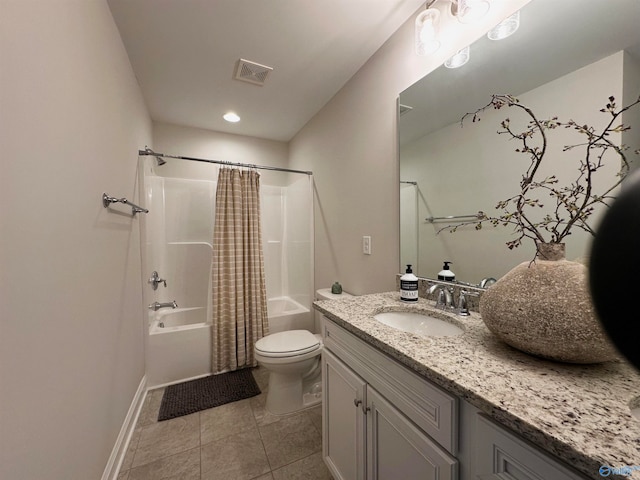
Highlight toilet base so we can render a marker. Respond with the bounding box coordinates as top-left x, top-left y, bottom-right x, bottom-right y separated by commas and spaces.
265, 369, 322, 415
